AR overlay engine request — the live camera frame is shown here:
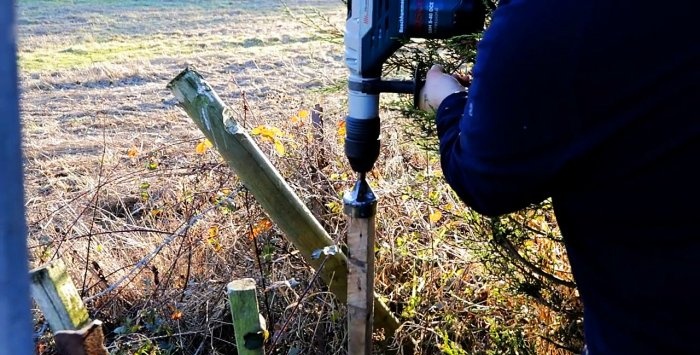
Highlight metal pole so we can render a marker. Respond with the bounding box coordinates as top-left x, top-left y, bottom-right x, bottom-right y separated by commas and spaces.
344, 175, 377, 354
0, 1, 34, 354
